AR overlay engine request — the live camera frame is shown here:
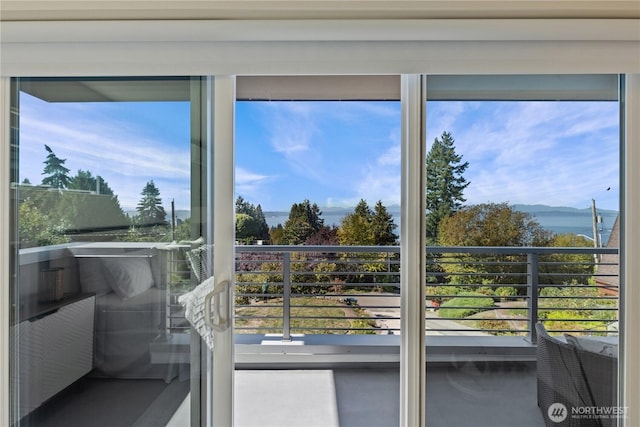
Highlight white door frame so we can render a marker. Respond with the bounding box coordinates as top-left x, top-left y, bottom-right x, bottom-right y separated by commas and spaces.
400, 74, 427, 427
209, 75, 236, 427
